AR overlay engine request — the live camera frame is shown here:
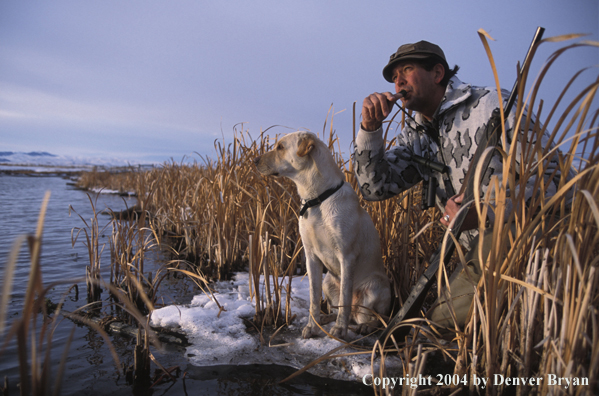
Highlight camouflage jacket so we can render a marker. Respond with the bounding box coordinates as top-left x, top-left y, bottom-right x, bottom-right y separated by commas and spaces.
353, 76, 569, 226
